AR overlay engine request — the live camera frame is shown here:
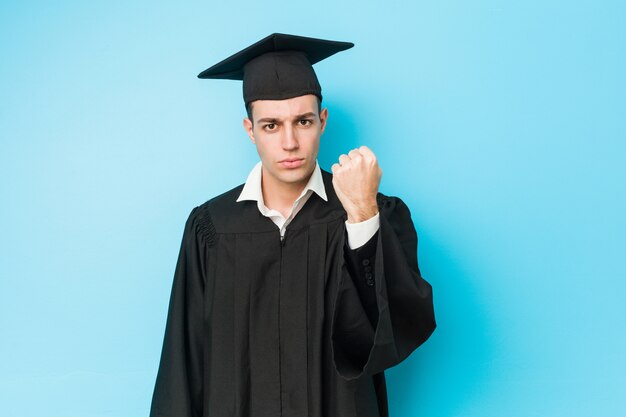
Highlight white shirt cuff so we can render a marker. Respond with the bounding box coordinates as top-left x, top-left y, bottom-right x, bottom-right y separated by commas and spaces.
345, 213, 380, 249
